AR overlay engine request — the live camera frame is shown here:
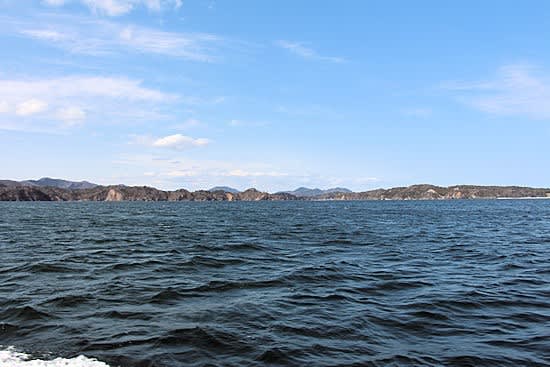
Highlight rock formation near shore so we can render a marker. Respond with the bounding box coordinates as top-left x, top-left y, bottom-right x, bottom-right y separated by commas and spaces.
0, 181, 549, 201
0, 184, 299, 201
